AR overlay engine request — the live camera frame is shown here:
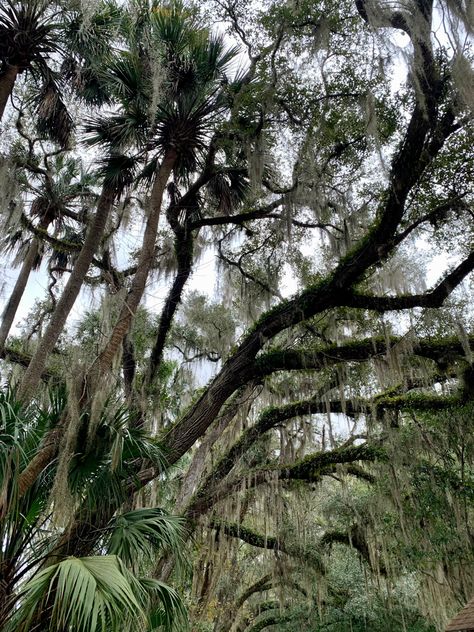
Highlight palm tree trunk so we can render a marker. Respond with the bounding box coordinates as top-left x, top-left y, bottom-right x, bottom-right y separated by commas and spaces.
0, 64, 18, 121
17, 427, 63, 498
0, 216, 51, 355
97, 150, 176, 375
17, 187, 116, 402
0, 238, 39, 354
